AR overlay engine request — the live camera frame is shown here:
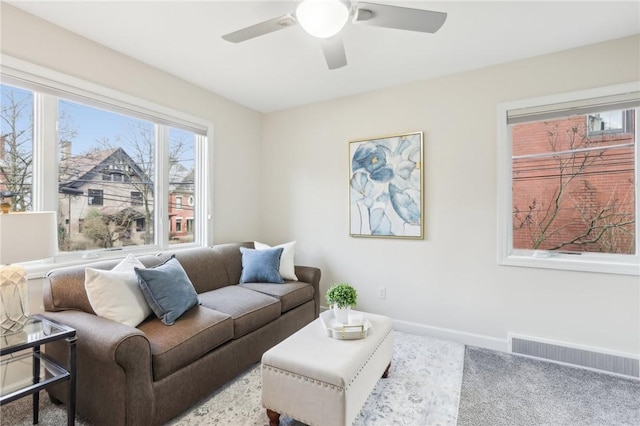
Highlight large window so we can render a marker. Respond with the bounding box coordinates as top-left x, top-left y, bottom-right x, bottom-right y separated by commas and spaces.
1, 56, 211, 263
498, 83, 639, 275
